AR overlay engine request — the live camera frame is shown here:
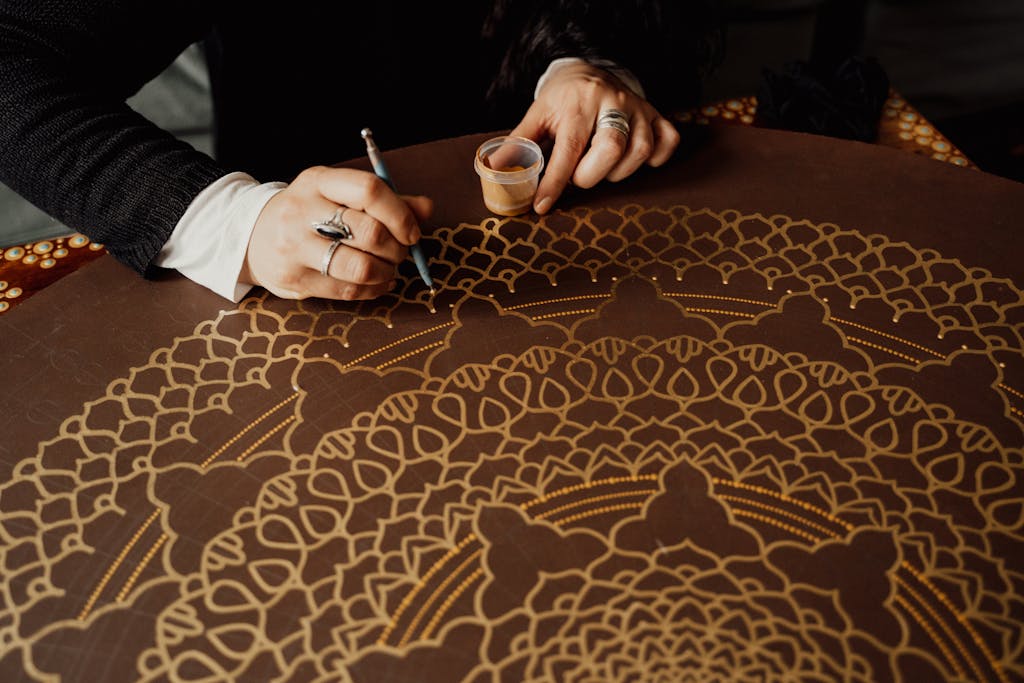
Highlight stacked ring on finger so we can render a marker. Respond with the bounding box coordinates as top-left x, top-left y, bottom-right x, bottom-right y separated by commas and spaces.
319, 238, 344, 277
597, 108, 631, 137
312, 207, 354, 241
